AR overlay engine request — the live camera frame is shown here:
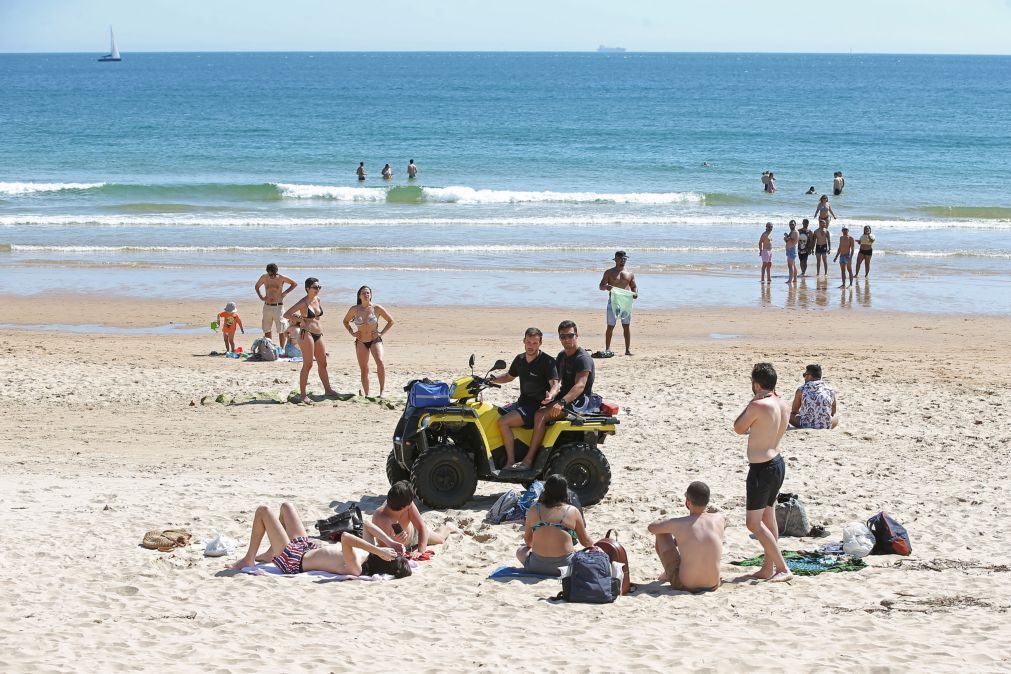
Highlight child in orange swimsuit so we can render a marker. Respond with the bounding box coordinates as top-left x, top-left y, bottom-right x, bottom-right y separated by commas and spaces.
217, 302, 245, 353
